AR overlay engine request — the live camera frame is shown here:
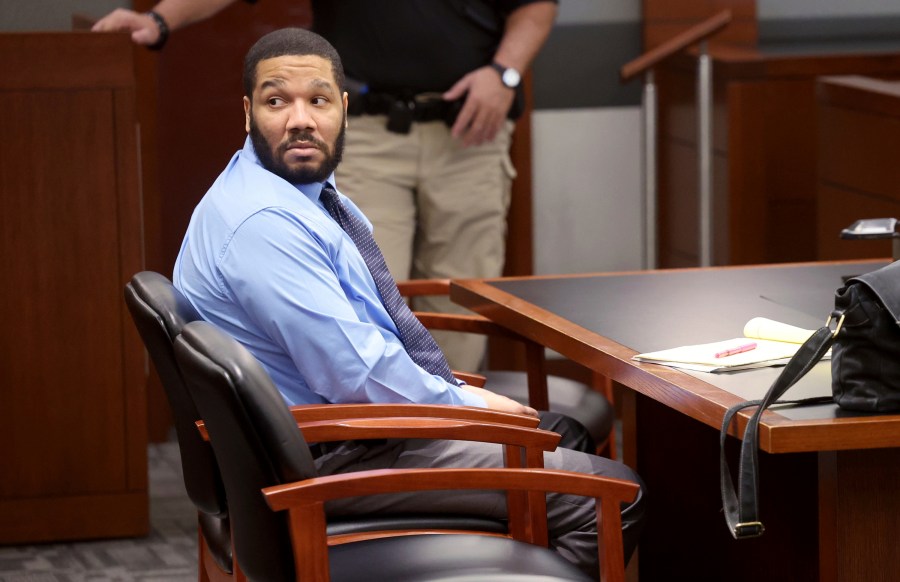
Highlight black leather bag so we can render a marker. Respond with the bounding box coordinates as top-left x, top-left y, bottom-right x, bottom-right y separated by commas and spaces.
831, 262, 900, 411
720, 260, 900, 539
